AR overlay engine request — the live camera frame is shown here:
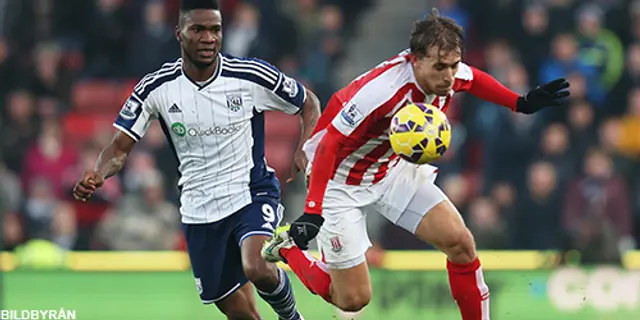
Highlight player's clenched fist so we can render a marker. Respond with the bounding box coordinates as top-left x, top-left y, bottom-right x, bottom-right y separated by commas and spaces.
72, 171, 105, 202
289, 213, 324, 250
